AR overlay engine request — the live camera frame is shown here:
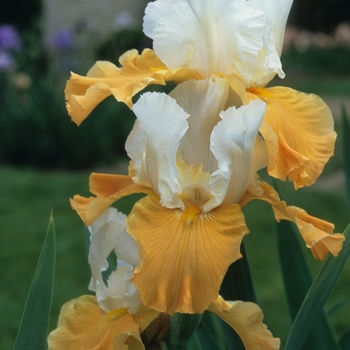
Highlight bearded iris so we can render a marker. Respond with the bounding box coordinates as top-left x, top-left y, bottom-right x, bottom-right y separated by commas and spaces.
60, 0, 345, 345
71, 79, 265, 313
66, 0, 336, 190
47, 208, 162, 349
49, 206, 280, 350
70, 79, 344, 315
